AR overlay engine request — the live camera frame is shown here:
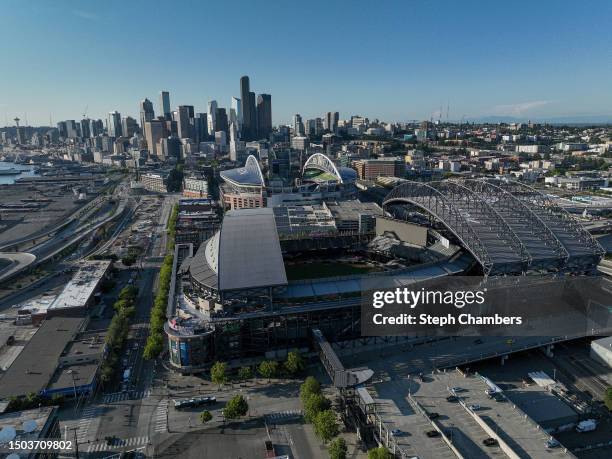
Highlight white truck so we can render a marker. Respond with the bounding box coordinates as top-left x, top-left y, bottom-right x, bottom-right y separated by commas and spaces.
576, 419, 597, 433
